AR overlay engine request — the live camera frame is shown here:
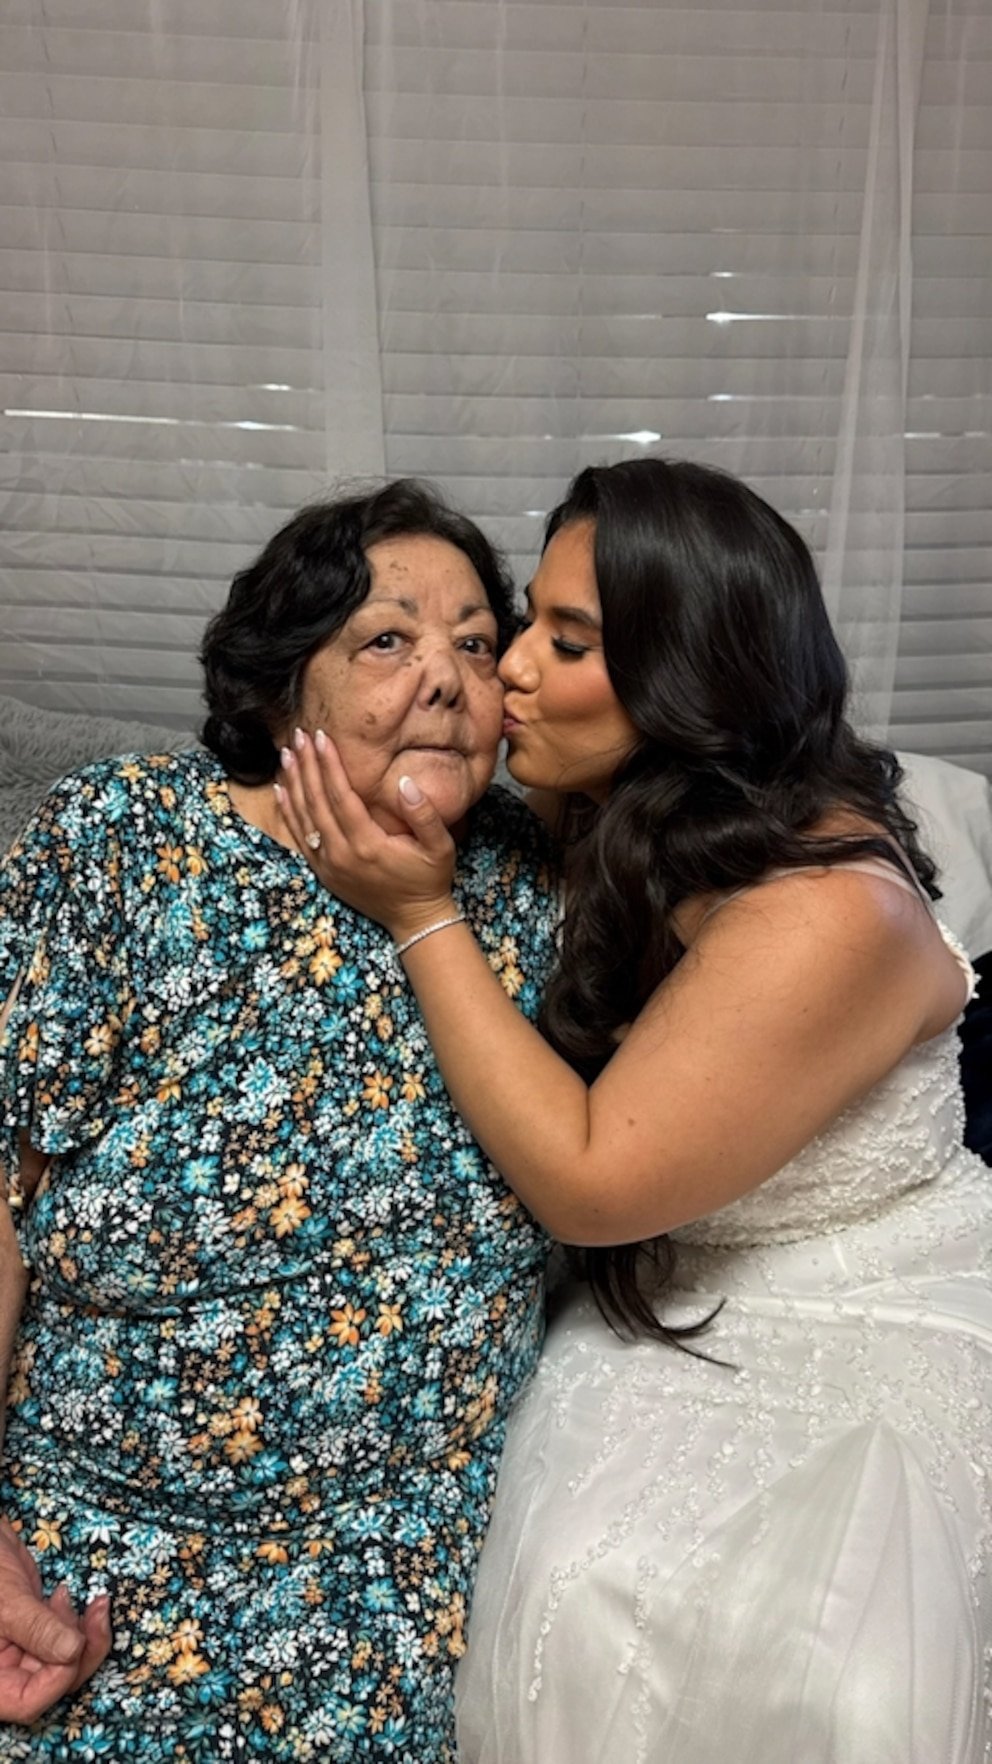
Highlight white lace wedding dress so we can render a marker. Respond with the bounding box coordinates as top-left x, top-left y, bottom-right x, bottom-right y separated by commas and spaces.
456, 925, 992, 1763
